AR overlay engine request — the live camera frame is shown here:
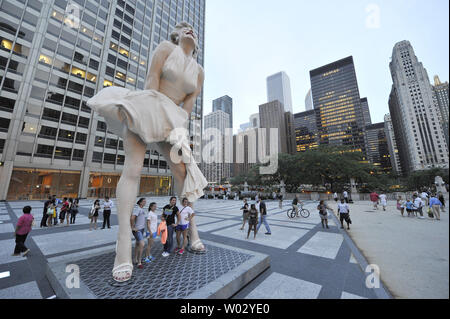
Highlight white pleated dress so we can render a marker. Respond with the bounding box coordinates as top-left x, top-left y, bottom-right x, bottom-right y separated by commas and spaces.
87, 45, 207, 202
